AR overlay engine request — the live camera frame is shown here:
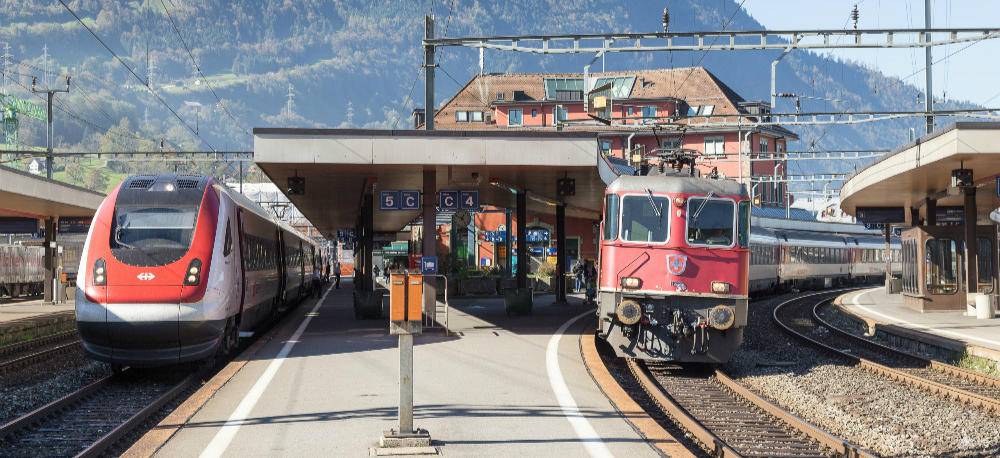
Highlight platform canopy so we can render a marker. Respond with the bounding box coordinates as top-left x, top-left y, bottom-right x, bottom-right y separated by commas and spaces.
252, 129, 606, 236
0, 165, 105, 218
840, 122, 1000, 222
